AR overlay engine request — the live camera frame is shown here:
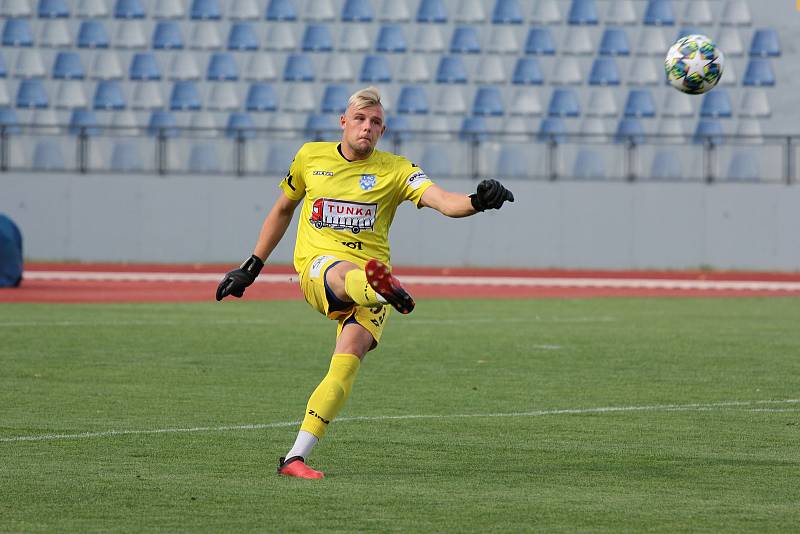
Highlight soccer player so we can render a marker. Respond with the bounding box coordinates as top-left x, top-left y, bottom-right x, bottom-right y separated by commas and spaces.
216, 86, 514, 479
